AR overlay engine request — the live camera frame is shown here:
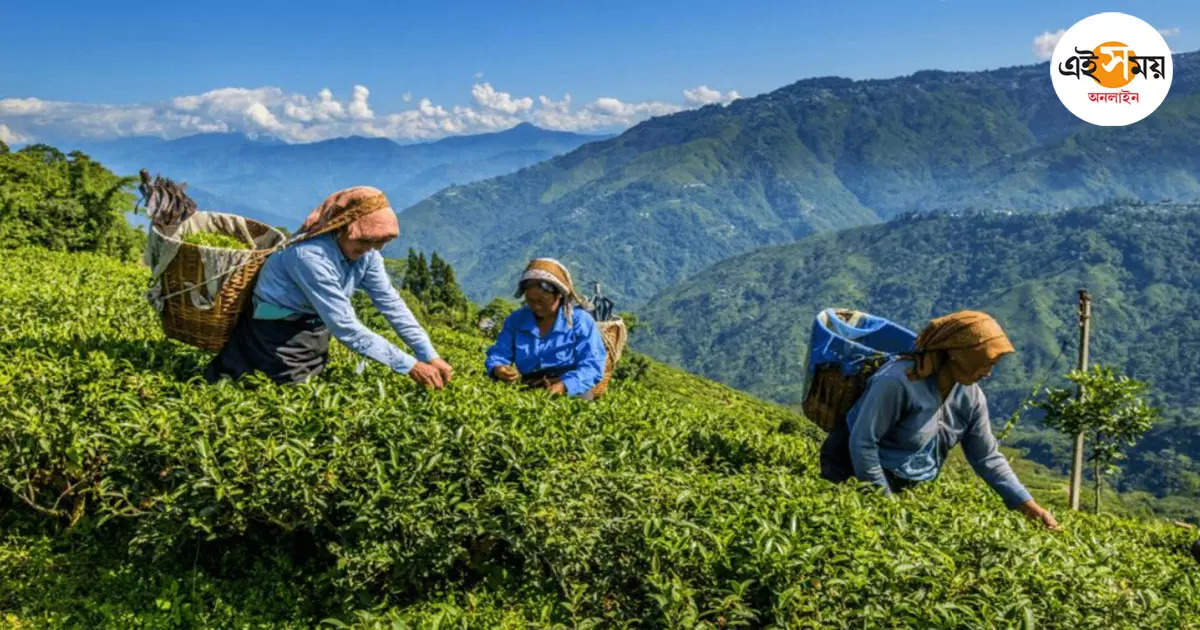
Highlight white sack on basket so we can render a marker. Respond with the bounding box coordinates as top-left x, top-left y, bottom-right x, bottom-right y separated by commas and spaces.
144, 212, 284, 312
